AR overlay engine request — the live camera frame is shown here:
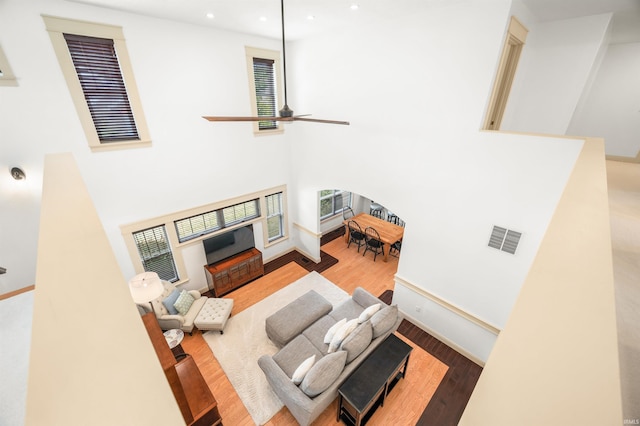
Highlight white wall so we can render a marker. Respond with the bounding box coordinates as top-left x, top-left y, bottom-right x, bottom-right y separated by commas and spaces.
2, 0, 589, 363
287, 1, 583, 362
502, 13, 612, 135
568, 42, 640, 158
